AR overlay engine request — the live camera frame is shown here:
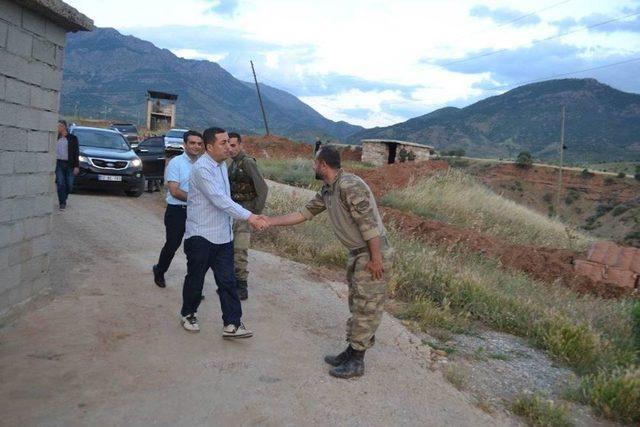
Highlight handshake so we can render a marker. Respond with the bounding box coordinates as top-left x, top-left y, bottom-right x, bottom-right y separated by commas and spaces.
247, 214, 272, 232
